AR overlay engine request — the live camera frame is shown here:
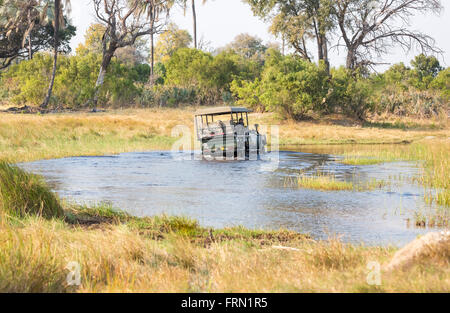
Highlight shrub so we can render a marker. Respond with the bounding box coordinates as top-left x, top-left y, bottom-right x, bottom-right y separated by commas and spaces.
230, 78, 264, 112
232, 50, 329, 120
0, 162, 63, 219
330, 67, 374, 120
165, 48, 262, 105
375, 87, 446, 118
371, 61, 449, 118
0, 53, 147, 108
137, 85, 197, 107
430, 67, 450, 101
